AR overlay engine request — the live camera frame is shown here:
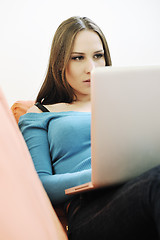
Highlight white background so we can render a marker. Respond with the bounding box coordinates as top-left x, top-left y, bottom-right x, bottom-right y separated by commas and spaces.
0, 0, 160, 106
